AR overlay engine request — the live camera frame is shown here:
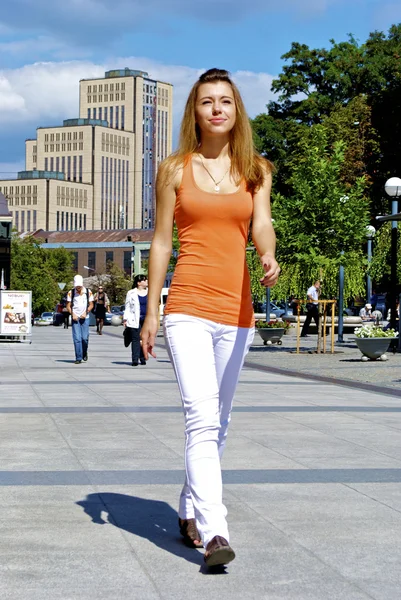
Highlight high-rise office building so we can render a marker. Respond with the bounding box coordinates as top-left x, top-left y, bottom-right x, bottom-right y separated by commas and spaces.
79, 68, 173, 229
0, 68, 172, 233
